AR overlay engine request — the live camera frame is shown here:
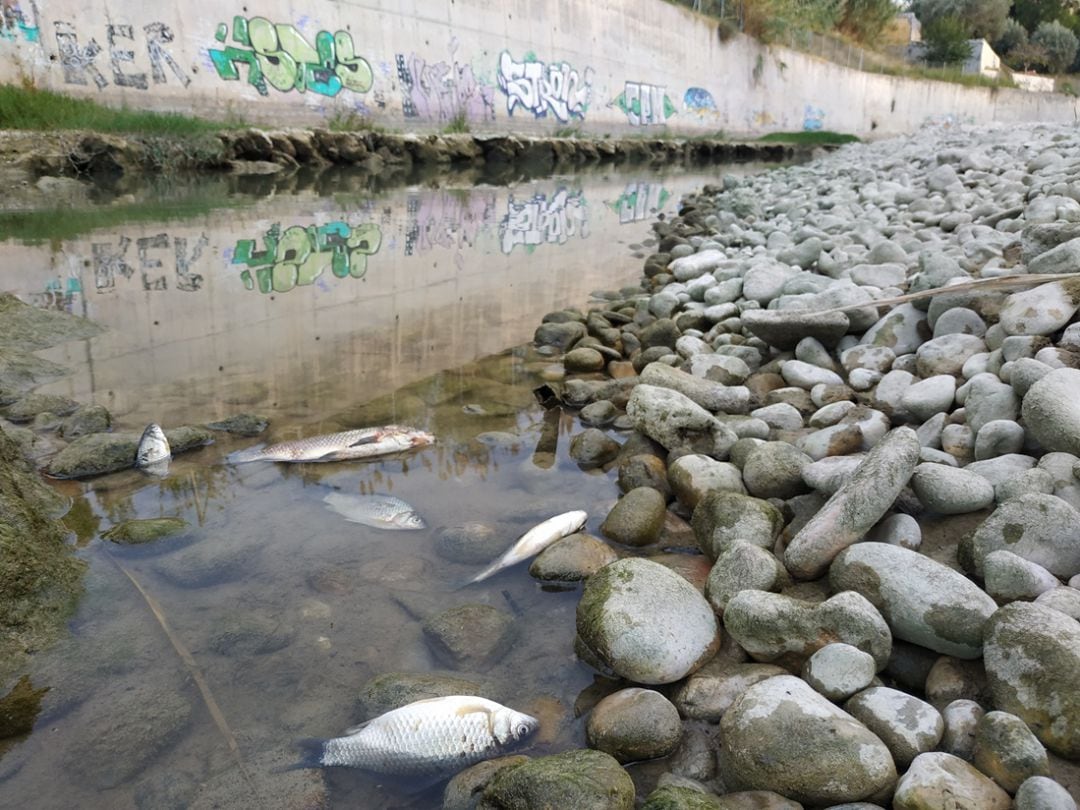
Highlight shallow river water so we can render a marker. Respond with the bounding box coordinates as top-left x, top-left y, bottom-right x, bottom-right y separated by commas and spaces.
0, 163, 776, 809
